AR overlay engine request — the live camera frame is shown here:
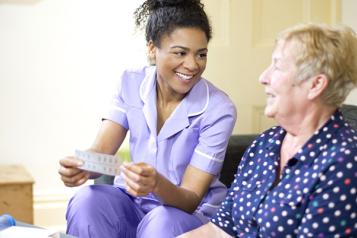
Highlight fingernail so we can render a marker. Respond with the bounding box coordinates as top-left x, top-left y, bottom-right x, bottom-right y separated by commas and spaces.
123, 161, 132, 166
